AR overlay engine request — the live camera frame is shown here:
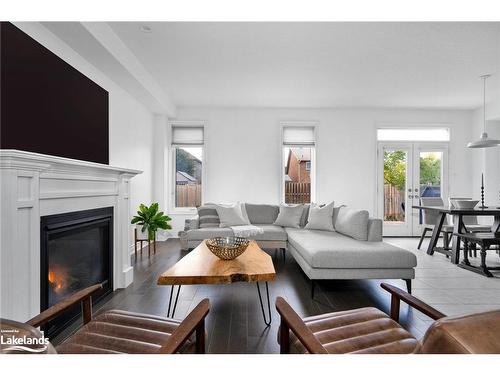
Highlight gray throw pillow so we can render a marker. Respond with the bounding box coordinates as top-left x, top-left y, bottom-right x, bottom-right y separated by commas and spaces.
334, 206, 369, 240
215, 203, 250, 227
305, 202, 335, 231
300, 204, 310, 227
273, 204, 304, 228
244, 203, 279, 224
197, 205, 220, 228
